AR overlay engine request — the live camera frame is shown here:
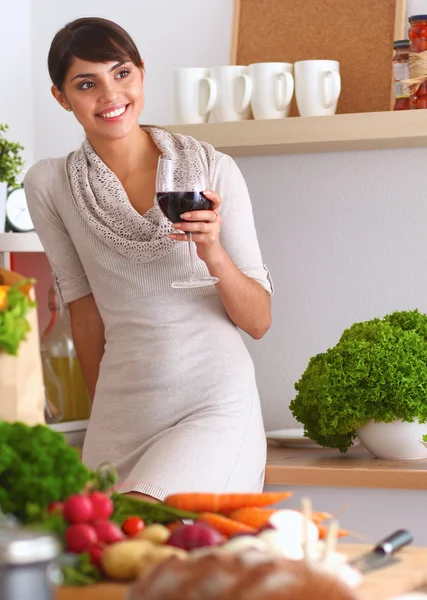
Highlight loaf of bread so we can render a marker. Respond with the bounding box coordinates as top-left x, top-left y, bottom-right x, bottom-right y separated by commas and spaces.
128, 550, 359, 600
